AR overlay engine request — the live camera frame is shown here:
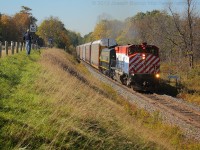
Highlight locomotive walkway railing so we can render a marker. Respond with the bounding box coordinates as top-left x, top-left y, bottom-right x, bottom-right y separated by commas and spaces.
0, 41, 38, 58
